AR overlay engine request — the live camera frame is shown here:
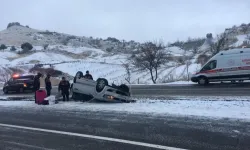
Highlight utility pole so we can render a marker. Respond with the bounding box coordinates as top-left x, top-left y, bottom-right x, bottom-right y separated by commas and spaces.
186, 59, 191, 82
